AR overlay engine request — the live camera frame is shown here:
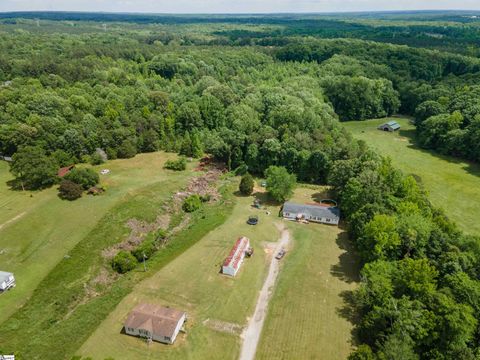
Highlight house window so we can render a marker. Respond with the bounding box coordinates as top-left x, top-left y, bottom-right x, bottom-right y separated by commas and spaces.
165, 336, 171, 342
326, 218, 331, 222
